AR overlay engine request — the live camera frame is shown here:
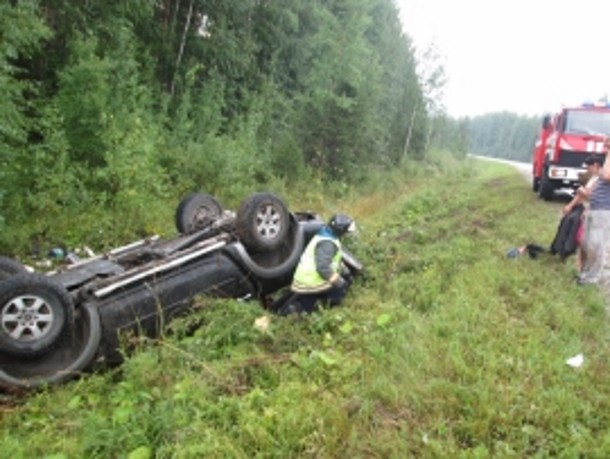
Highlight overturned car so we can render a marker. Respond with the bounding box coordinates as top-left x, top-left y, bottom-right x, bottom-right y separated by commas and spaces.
0, 192, 362, 390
